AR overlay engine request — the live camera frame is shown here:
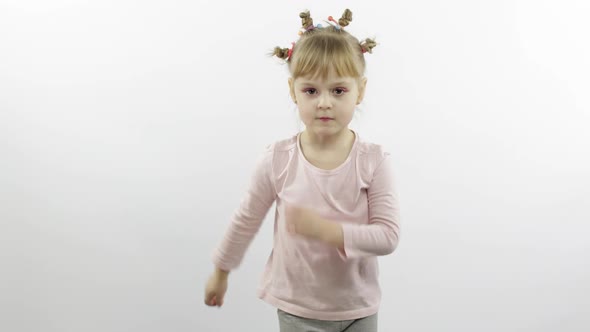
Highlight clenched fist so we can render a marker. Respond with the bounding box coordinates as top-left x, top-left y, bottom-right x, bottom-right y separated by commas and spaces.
284, 202, 324, 239
204, 269, 228, 307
